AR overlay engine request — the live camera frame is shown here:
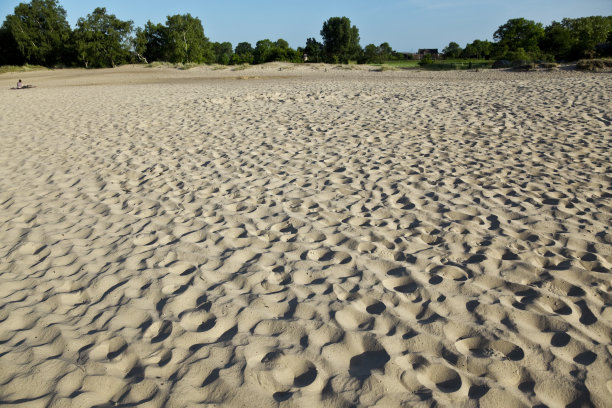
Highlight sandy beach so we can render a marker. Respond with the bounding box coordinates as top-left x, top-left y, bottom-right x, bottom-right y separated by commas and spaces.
1, 63, 610, 407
